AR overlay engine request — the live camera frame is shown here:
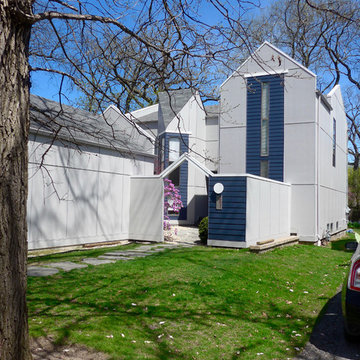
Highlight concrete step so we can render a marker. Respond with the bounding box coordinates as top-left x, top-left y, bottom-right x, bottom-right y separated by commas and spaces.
249, 236, 299, 253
